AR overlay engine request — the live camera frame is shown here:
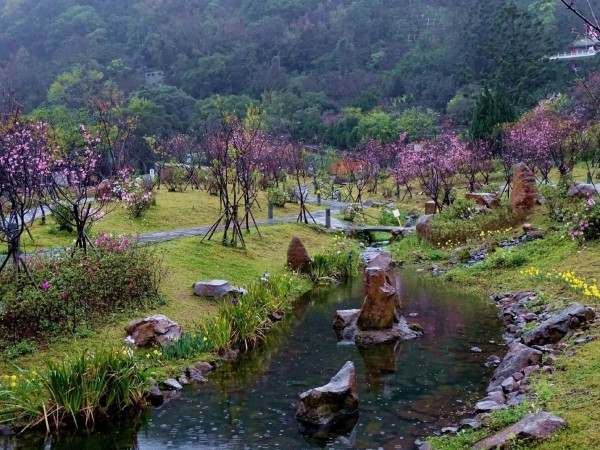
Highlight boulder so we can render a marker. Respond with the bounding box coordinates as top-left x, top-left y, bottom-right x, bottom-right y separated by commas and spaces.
186, 367, 207, 384
287, 237, 312, 272
124, 314, 181, 348
511, 163, 539, 213
295, 361, 359, 428
332, 309, 361, 340
521, 303, 595, 346
490, 342, 542, 386
95, 179, 113, 200
160, 378, 183, 391
473, 412, 566, 449
146, 384, 164, 406
567, 182, 600, 198
357, 266, 398, 330
465, 192, 500, 209
416, 214, 433, 242
193, 280, 245, 299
